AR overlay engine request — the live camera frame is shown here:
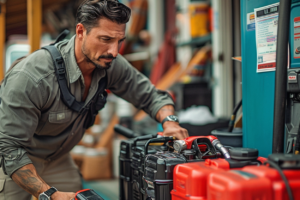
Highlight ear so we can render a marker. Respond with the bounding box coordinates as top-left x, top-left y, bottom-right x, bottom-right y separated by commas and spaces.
76, 23, 86, 41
